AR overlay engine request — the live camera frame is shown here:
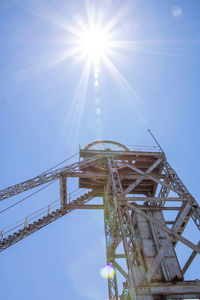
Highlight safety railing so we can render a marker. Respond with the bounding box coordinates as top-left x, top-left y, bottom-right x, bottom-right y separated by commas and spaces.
126, 145, 160, 152
0, 188, 90, 241
80, 143, 160, 152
